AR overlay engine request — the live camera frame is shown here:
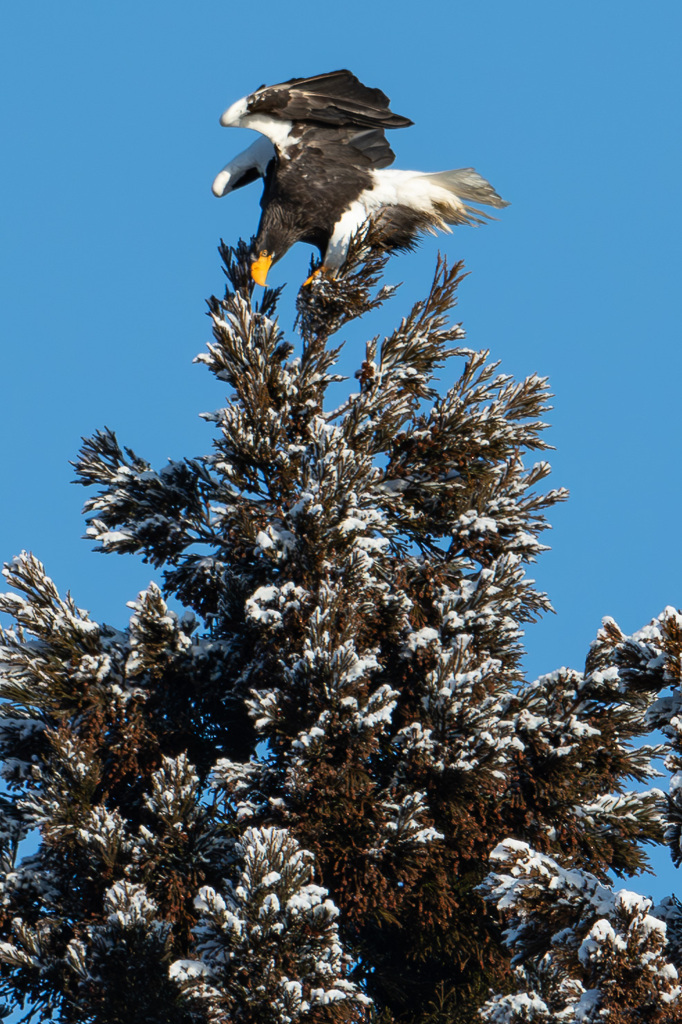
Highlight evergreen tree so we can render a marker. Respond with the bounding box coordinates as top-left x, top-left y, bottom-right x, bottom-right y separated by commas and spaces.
0, 234, 680, 1023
